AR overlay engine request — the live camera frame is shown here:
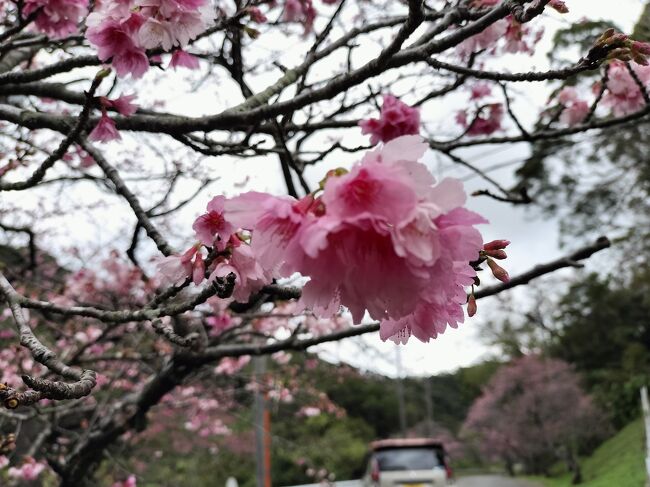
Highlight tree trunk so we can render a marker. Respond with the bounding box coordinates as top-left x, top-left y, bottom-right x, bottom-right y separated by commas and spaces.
566, 447, 582, 485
